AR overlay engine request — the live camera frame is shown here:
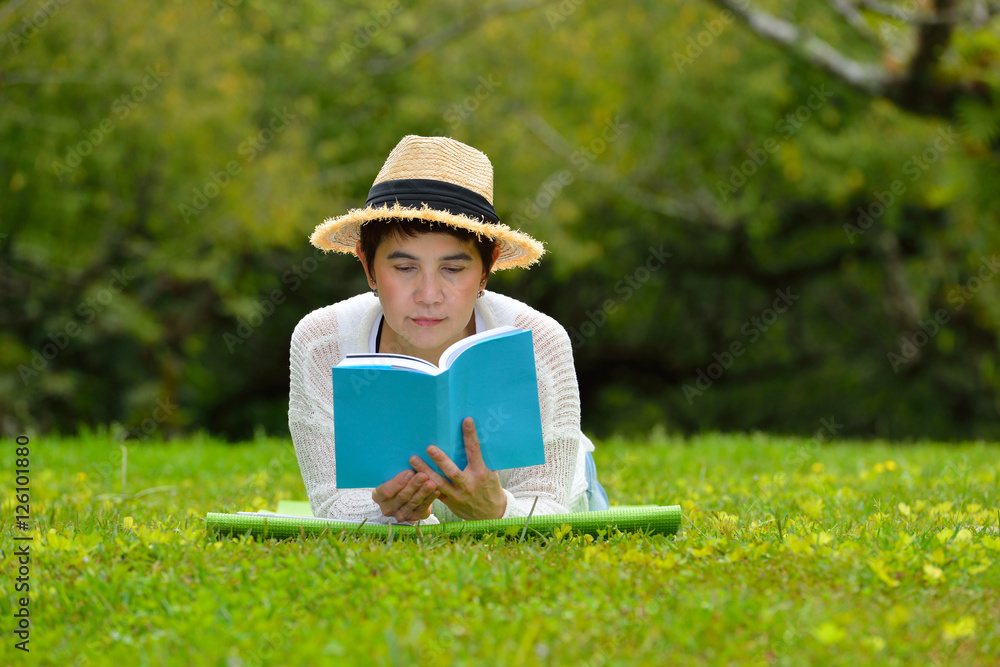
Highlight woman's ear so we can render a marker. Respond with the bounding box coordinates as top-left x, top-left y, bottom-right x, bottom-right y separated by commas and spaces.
355, 242, 374, 288
484, 246, 500, 280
